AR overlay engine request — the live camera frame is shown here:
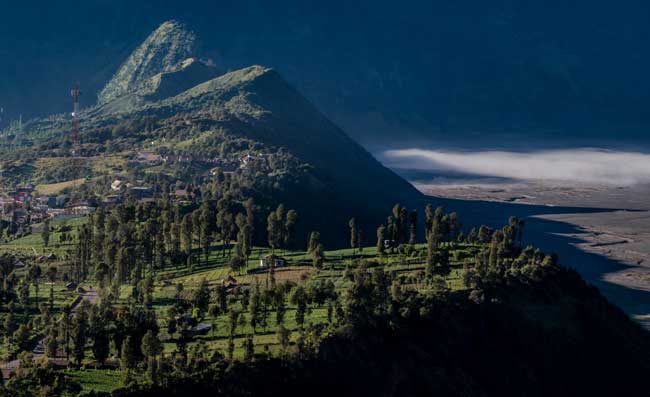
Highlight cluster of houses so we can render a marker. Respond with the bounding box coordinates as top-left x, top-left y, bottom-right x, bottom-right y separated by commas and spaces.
0, 184, 101, 236
259, 254, 287, 269
109, 179, 155, 204
108, 177, 194, 204
0, 177, 163, 236
0, 151, 273, 236
207, 153, 272, 176
134, 150, 271, 177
